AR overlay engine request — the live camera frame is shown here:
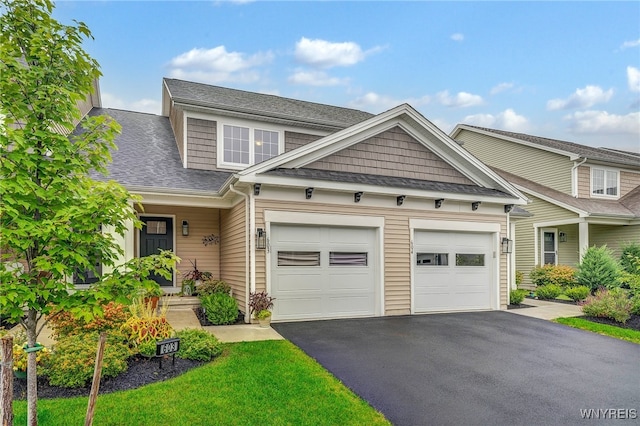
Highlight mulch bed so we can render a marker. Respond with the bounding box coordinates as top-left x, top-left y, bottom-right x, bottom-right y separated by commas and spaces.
12, 355, 205, 400
580, 314, 640, 332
